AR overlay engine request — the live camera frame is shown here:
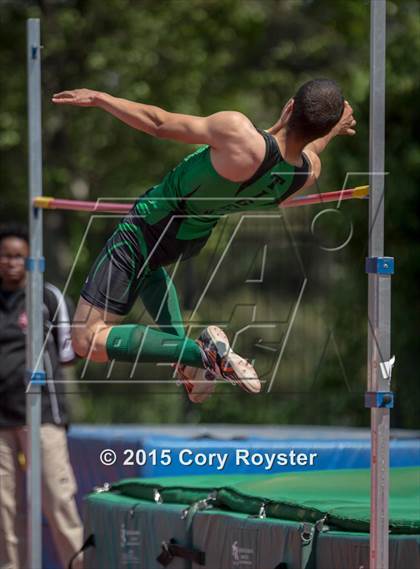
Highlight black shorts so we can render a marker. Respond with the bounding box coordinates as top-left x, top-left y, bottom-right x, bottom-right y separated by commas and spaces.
80, 202, 210, 315
80, 227, 149, 315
